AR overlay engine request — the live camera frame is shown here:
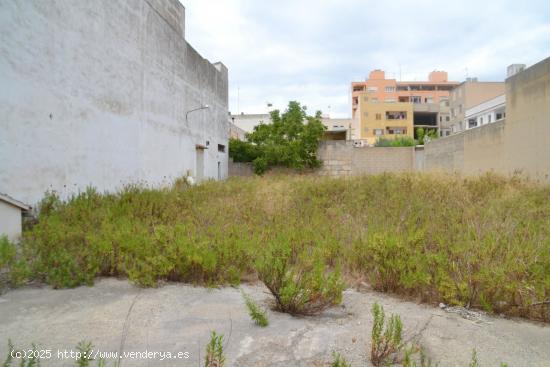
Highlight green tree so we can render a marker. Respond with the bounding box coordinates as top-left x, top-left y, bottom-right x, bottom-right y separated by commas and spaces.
229, 101, 326, 174
415, 128, 438, 145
